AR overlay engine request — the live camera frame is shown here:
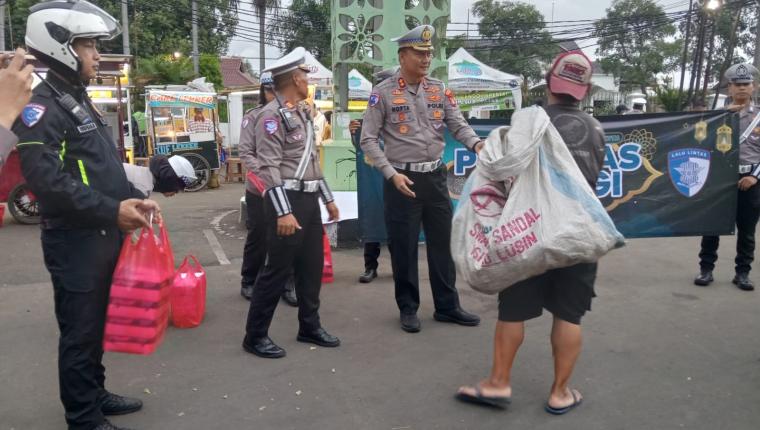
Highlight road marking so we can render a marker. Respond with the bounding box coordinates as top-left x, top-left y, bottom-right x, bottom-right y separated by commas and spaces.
211, 210, 237, 228
203, 229, 231, 265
